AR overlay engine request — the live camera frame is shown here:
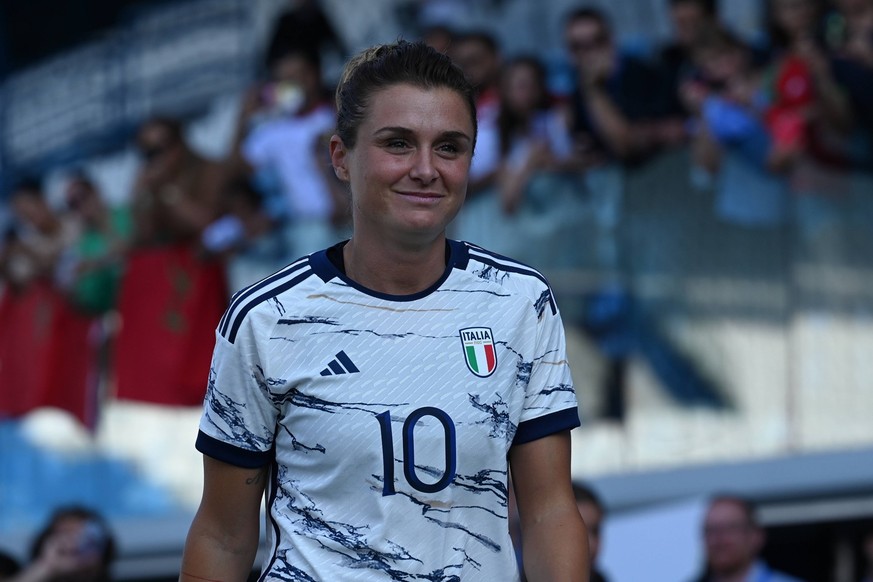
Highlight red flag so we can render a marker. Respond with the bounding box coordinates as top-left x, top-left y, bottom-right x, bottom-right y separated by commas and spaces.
0, 282, 56, 417
114, 246, 227, 406
46, 299, 100, 428
0, 282, 99, 427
